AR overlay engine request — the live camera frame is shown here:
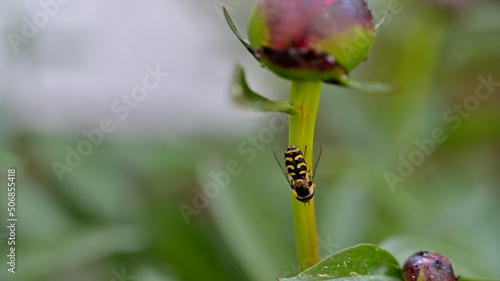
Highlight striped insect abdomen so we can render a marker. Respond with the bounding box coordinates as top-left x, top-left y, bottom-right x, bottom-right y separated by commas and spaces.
284, 145, 308, 180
